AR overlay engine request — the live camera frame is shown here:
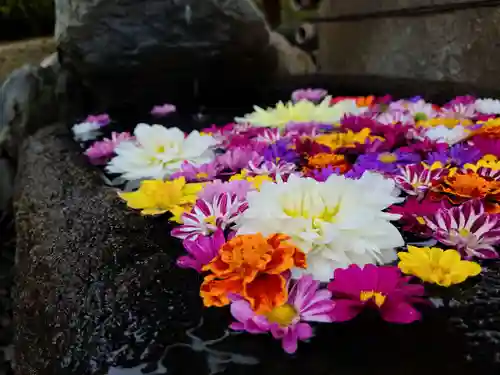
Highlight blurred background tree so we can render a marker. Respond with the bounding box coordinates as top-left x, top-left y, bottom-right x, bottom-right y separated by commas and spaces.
0, 0, 55, 41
